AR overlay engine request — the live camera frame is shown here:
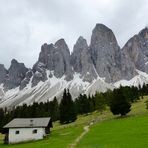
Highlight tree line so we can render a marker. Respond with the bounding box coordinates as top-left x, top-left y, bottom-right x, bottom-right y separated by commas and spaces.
1, 84, 148, 131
